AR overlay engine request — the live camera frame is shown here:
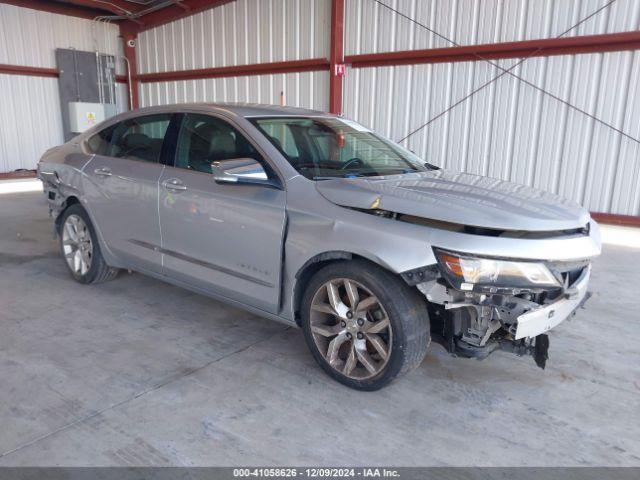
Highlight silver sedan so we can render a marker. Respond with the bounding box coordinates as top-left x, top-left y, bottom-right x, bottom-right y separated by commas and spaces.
38, 103, 601, 390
